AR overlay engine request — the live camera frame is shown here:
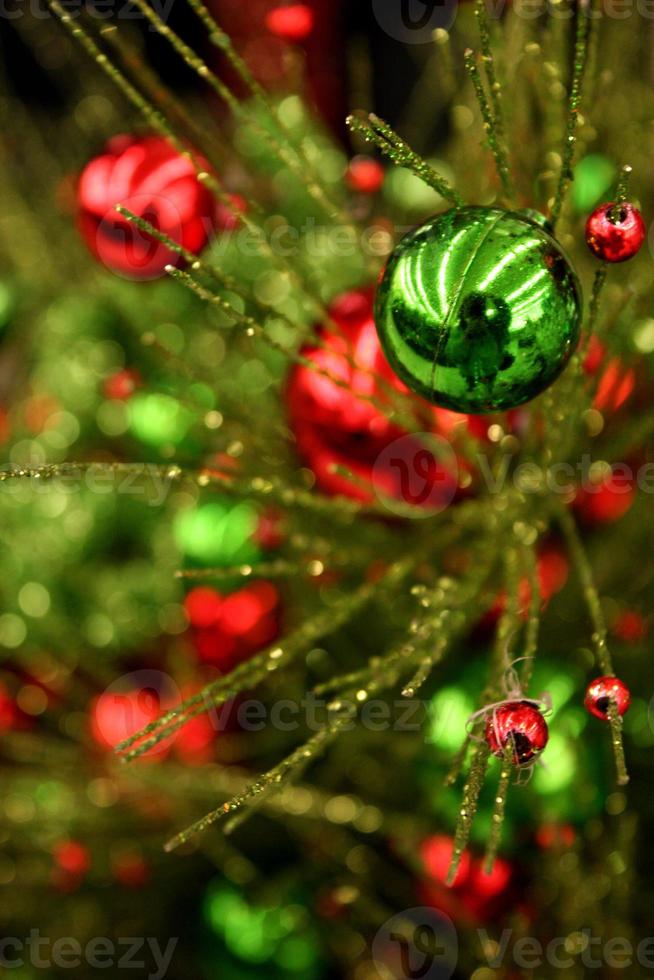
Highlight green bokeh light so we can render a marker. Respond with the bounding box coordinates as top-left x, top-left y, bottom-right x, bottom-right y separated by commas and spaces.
129, 393, 194, 446
572, 155, 616, 212
204, 883, 323, 977
174, 501, 260, 566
